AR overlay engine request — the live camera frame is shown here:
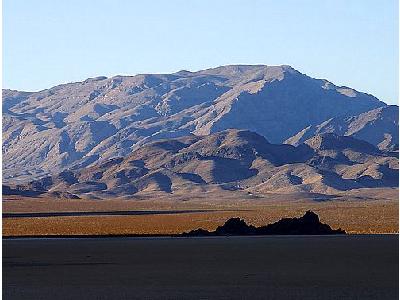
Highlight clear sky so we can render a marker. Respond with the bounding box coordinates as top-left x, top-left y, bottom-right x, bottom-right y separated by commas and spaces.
3, 0, 399, 104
